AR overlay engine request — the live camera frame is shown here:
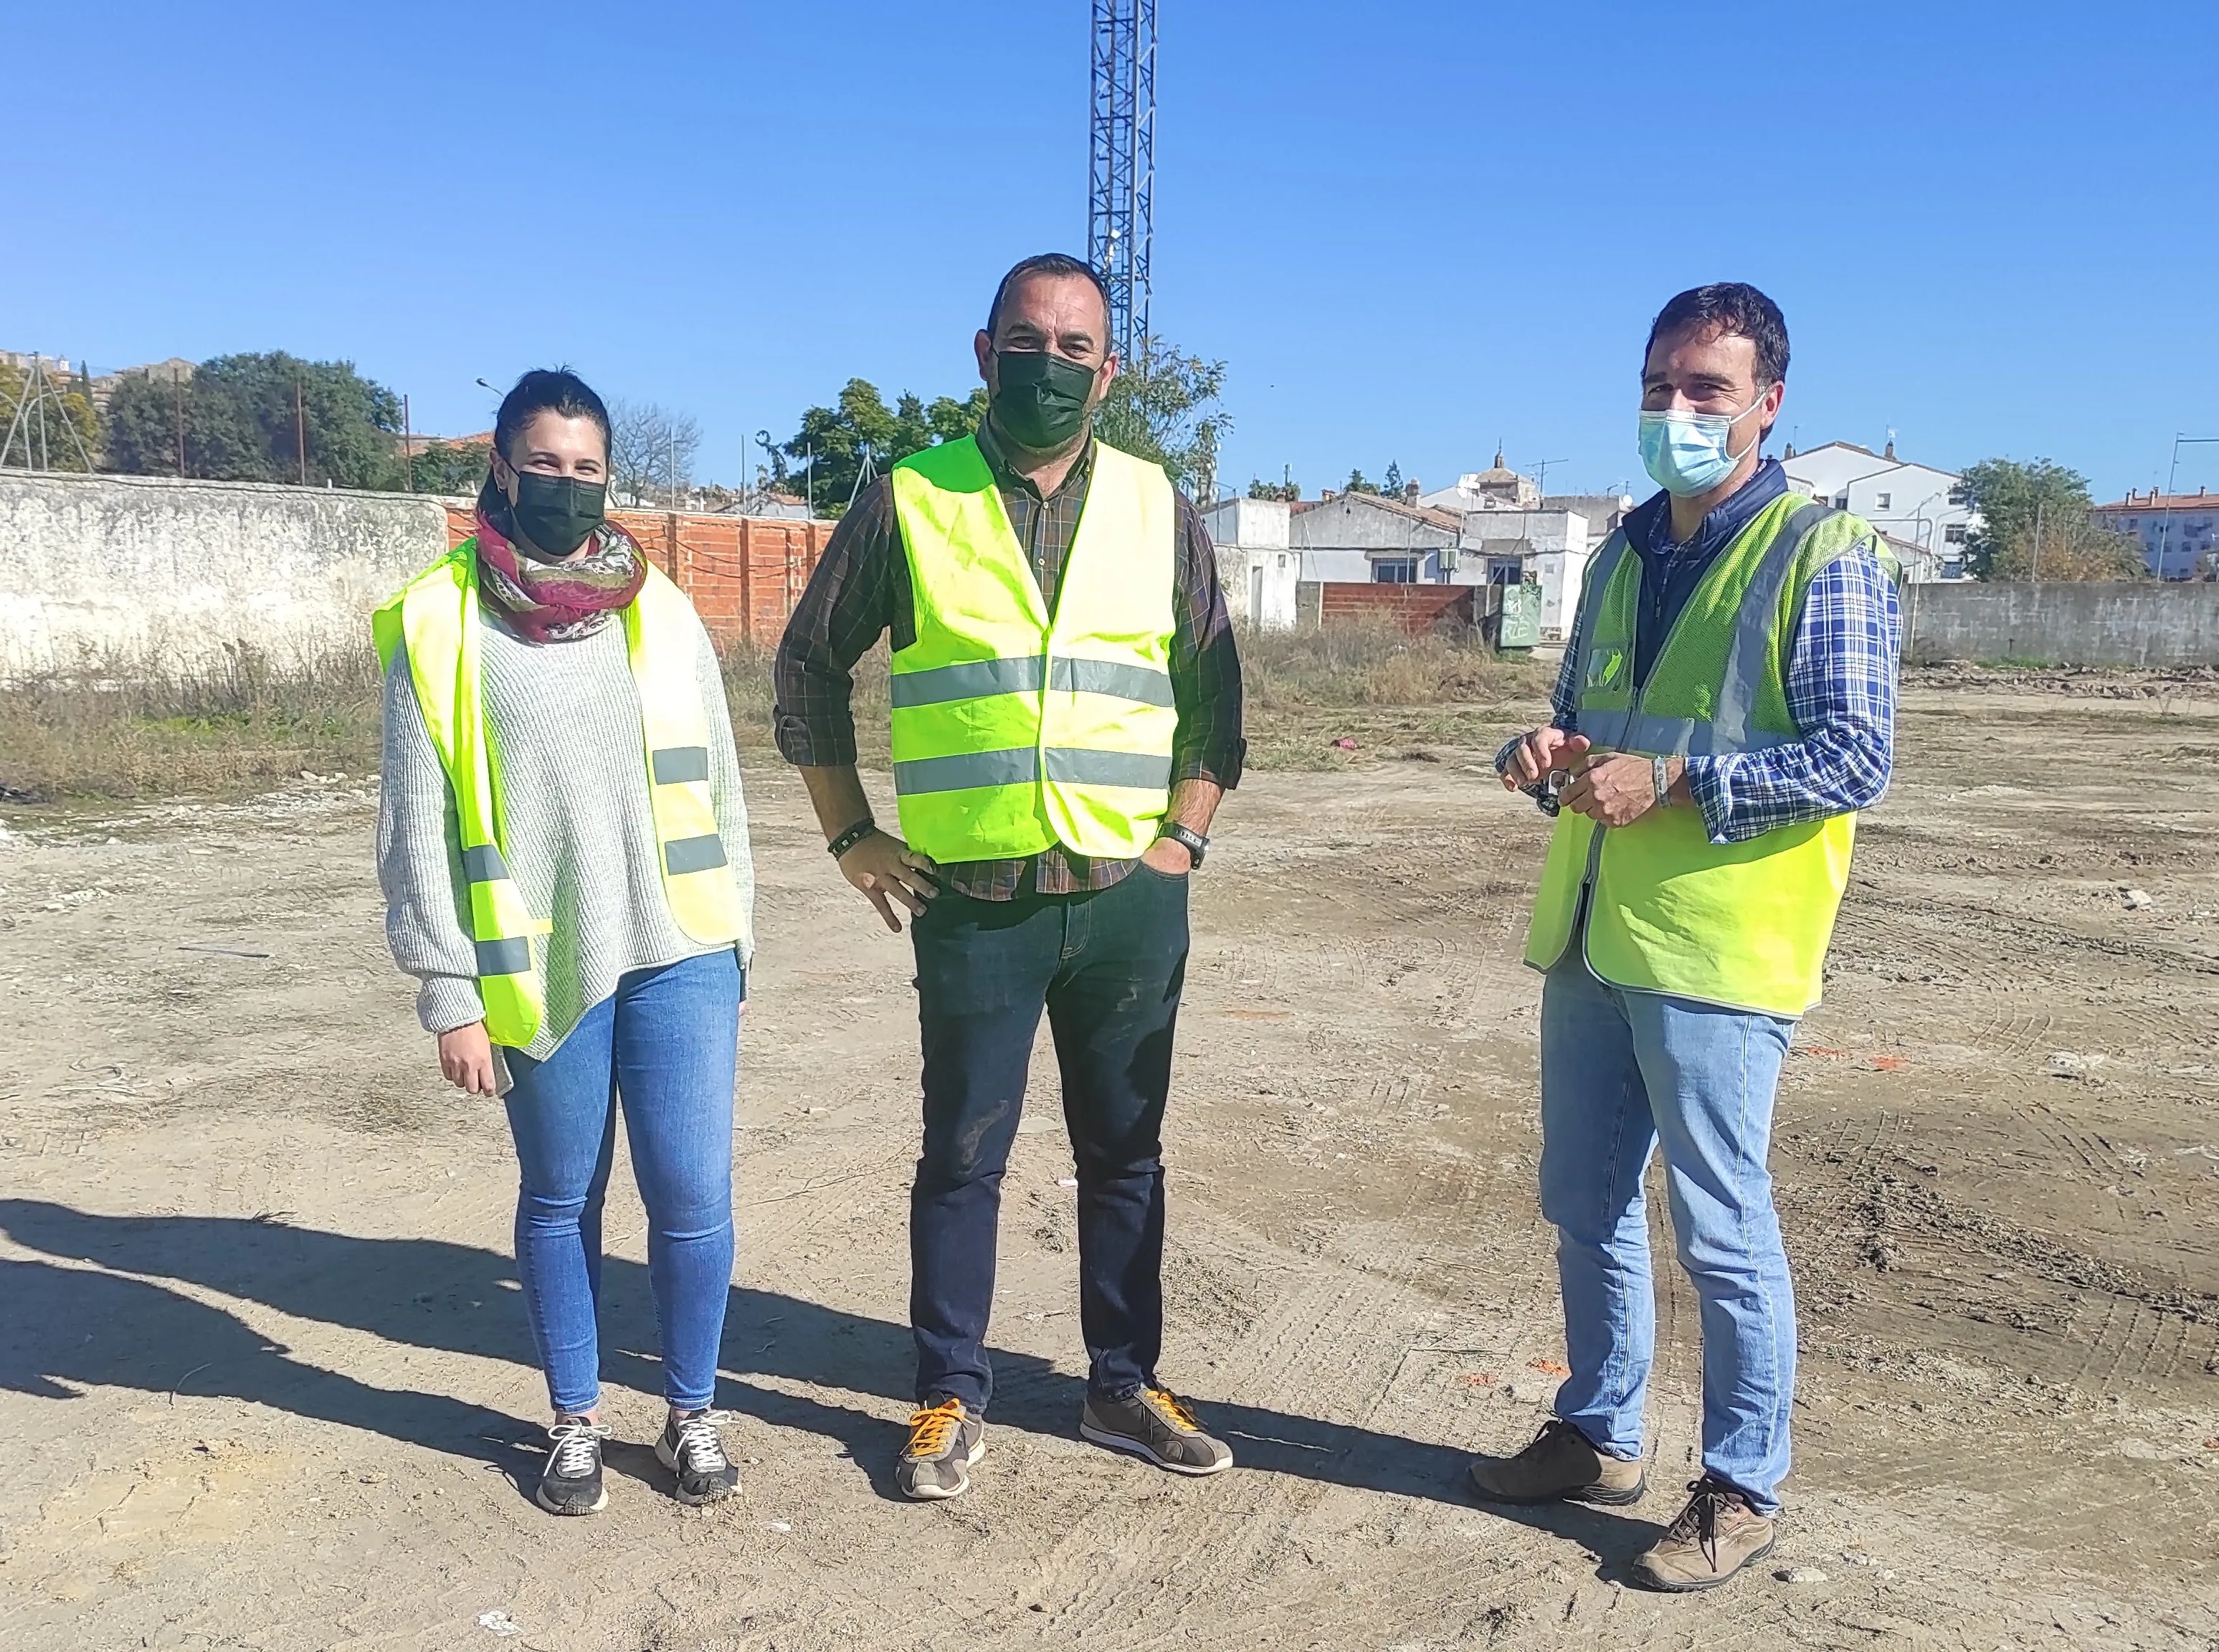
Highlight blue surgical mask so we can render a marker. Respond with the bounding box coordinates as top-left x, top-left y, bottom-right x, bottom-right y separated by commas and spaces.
1637, 400, 1767, 497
